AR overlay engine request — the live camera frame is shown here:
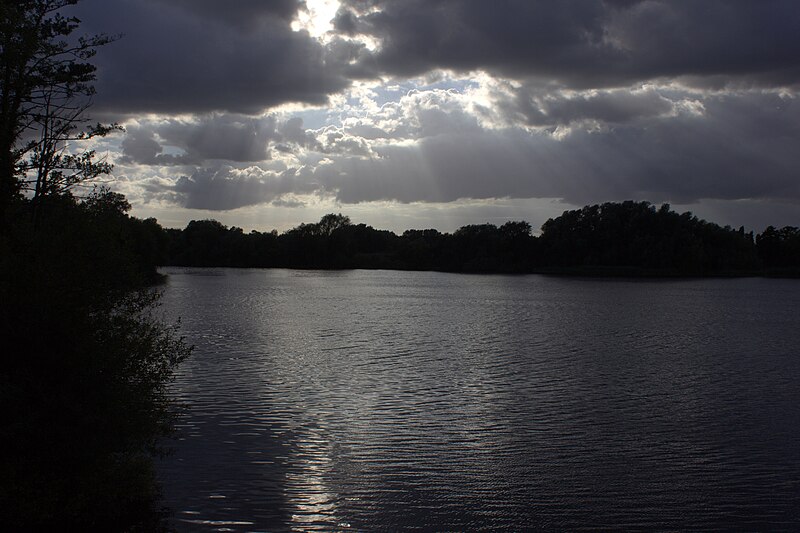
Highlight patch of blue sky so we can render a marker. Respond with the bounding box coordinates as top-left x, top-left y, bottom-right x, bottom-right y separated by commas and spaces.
373, 76, 480, 106
162, 145, 187, 157
285, 108, 332, 130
